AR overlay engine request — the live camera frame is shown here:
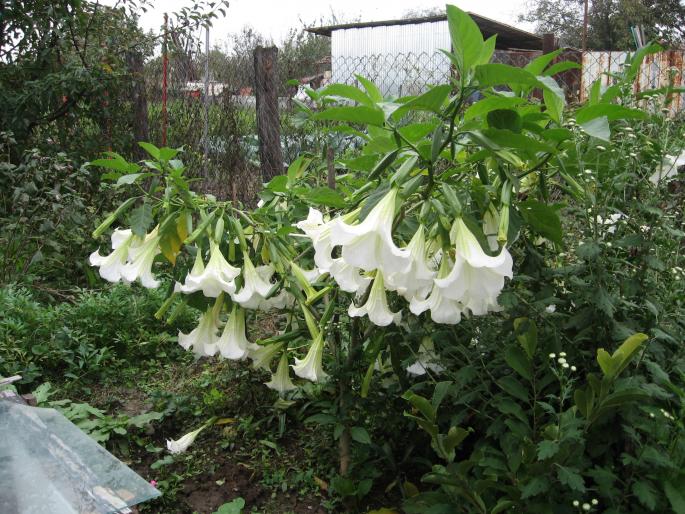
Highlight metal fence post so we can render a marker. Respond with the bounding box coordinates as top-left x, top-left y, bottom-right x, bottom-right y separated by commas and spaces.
253, 46, 284, 182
